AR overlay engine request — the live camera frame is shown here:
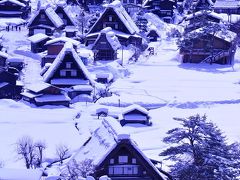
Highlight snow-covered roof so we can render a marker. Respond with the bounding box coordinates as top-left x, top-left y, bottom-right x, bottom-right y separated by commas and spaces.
71, 117, 129, 165
93, 27, 121, 51
214, 0, 240, 8
21, 91, 43, 98
0, 0, 26, 7
43, 42, 95, 85
89, 0, 139, 35
195, 0, 214, 6
0, 168, 43, 180
7, 57, 24, 62
45, 36, 80, 46
185, 11, 223, 21
0, 51, 9, 59
96, 72, 113, 81
0, 82, 9, 88
55, 4, 76, 26
71, 84, 94, 91
191, 27, 237, 43
28, 33, 49, 43
71, 117, 163, 178
122, 104, 149, 115
26, 82, 51, 93
35, 94, 70, 102
28, 6, 64, 28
